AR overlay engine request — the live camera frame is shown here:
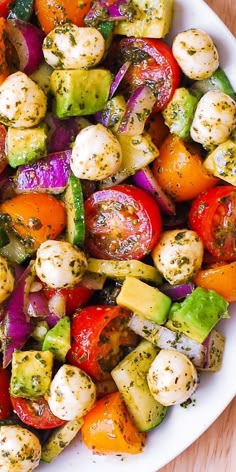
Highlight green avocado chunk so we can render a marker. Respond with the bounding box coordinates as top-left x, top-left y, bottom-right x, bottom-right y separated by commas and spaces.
42, 316, 71, 363
162, 87, 199, 140
50, 69, 113, 118
166, 287, 229, 343
7, 125, 48, 168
